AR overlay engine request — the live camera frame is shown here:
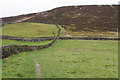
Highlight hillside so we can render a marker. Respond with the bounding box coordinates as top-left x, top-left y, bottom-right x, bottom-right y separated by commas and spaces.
2, 5, 119, 32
